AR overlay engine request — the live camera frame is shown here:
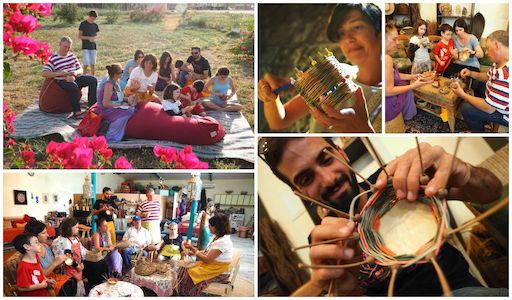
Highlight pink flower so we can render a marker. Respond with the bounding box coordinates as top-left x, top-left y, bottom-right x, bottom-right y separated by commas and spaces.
153, 145, 177, 164
26, 4, 52, 16
34, 41, 52, 63
46, 140, 59, 155
114, 156, 133, 169
72, 135, 90, 148
3, 24, 14, 47
99, 148, 113, 160
4, 4, 21, 11
37, 4, 53, 17
21, 150, 35, 166
12, 36, 39, 56
7, 138, 15, 147
69, 147, 93, 169
90, 135, 108, 151
10, 10, 41, 34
